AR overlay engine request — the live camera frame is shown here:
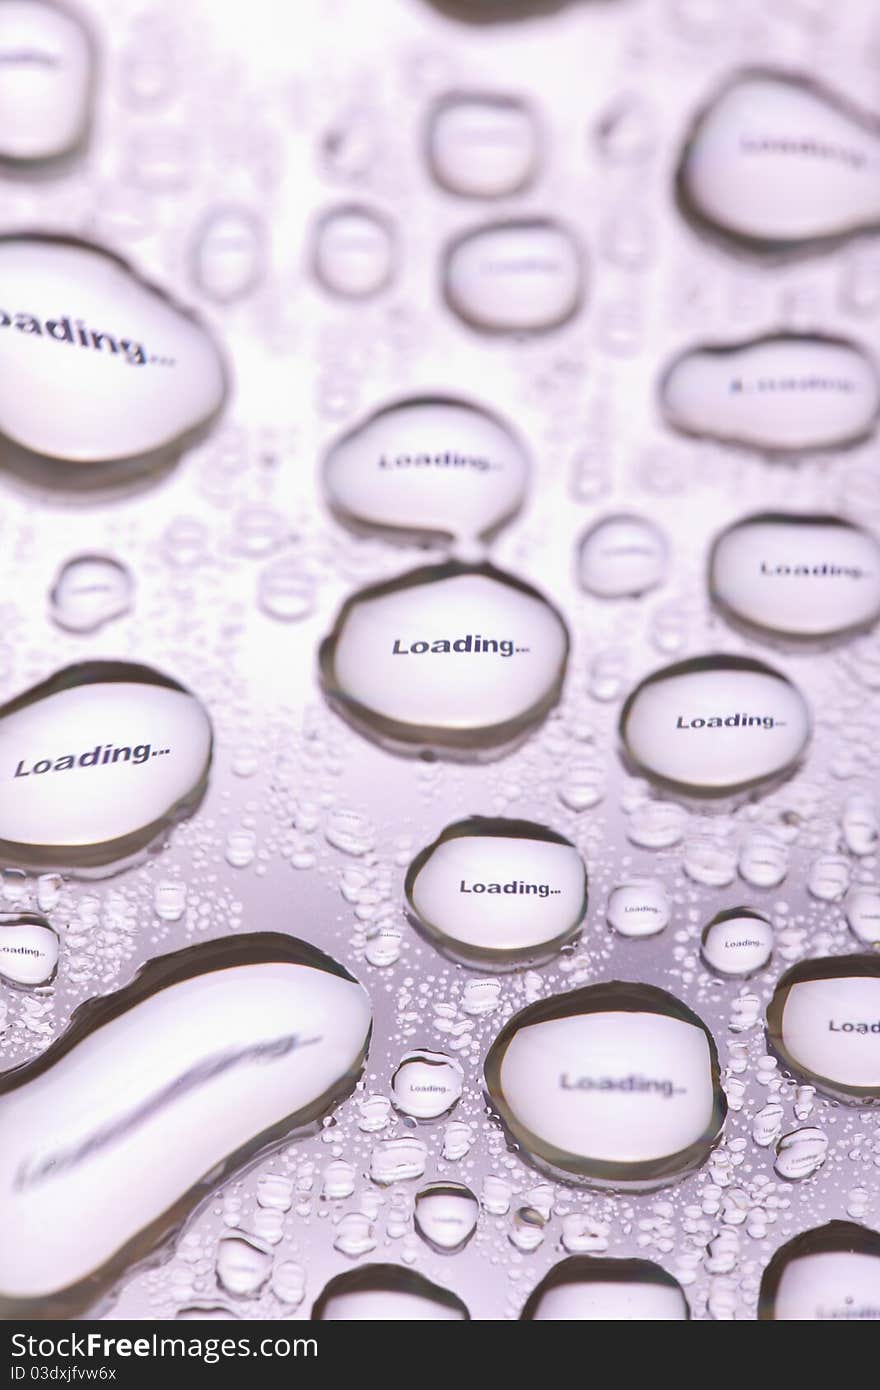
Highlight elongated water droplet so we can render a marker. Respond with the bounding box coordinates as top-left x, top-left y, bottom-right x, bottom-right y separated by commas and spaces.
677, 70, 880, 256
485, 982, 726, 1188
738, 829, 788, 887
701, 907, 773, 977
521, 1256, 690, 1320
759, 1222, 880, 1319
0, 912, 59, 987
312, 205, 395, 299
414, 1182, 478, 1253
606, 877, 670, 938
619, 654, 811, 799
842, 794, 878, 856
191, 206, 265, 305
774, 1126, 828, 1180
391, 1049, 463, 1119
426, 92, 539, 198
443, 219, 583, 334
0, 933, 371, 1317
312, 1265, 469, 1320
49, 555, 133, 634
661, 335, 880, 454
846, 886, 880, 948
0, 661, 212, 872
323, 395, 530, 547
0, 1, 94, 168
406, 816, 586, 966
578, 513, 668, 599
767, 955, 880, 1101
216, 1232, 273, 1298
319, 562, 569, 758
